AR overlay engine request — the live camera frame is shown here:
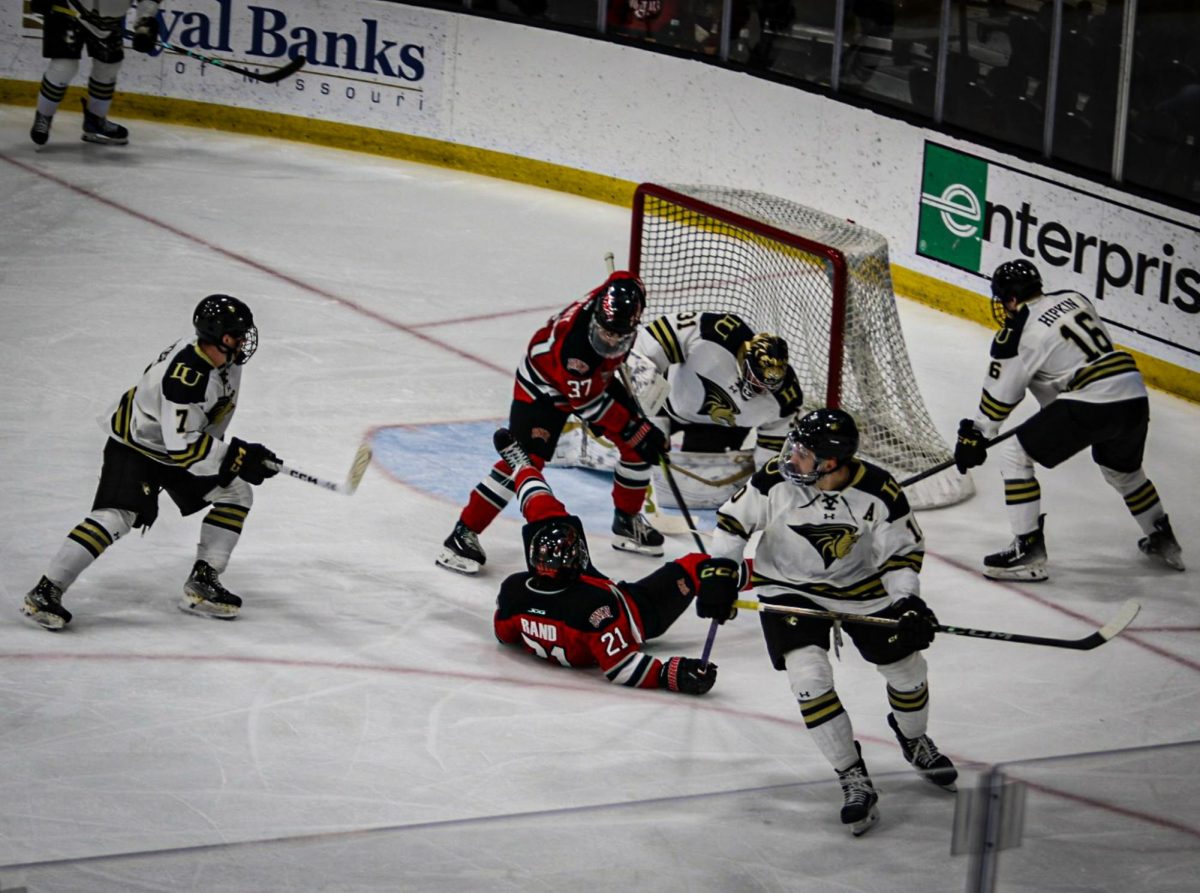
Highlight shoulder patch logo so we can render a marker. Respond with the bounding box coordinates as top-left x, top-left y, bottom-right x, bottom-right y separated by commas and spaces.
788, 523, 861, 568
698, 374, 740, 426
567, 358, 590, 374
588, 604, 614, 628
